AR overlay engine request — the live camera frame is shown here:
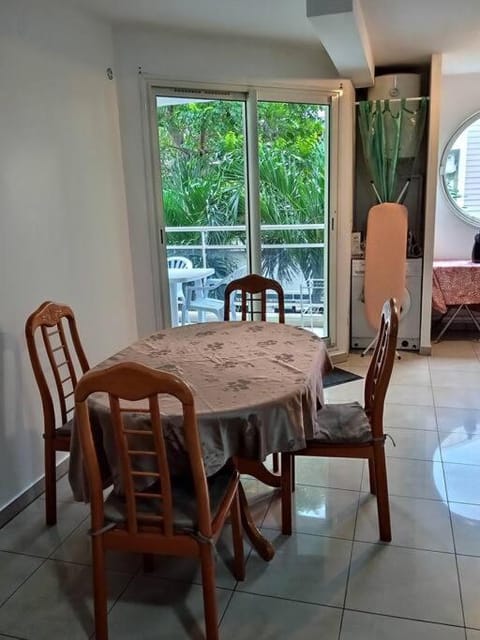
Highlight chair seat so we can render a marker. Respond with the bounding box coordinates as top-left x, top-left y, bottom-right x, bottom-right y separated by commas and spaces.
188, 297, 224, 313
103, 461, 237, 532
309, 402, 372, 444
56, 419, 73, 438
